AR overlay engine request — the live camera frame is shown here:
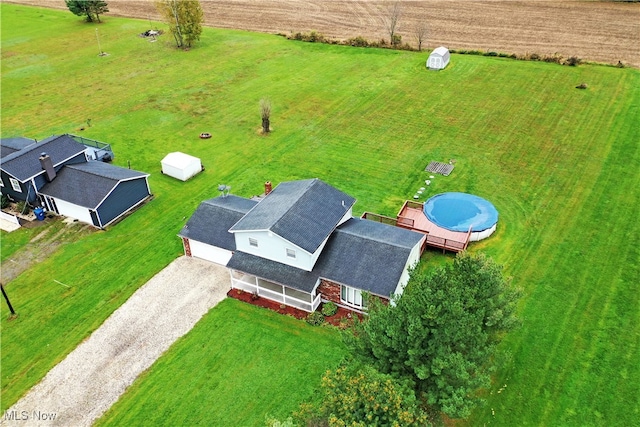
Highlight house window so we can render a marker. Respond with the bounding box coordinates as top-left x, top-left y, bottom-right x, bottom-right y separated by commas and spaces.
286, 248, 296, 259
9, 178, 21, 192
341, 285, 367, 309
249, 238, 258, 248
